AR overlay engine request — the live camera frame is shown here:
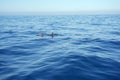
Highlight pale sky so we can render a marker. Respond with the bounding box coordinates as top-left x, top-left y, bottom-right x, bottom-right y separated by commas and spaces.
0, 0, 120, 14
